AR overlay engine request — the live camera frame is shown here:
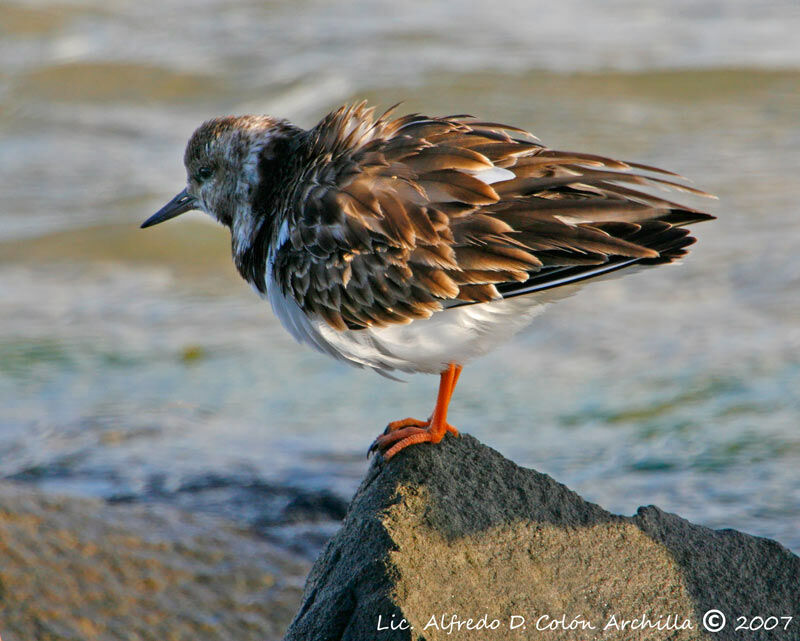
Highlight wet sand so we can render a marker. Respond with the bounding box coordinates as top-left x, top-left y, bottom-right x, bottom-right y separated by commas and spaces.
0, 481, 308, 641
